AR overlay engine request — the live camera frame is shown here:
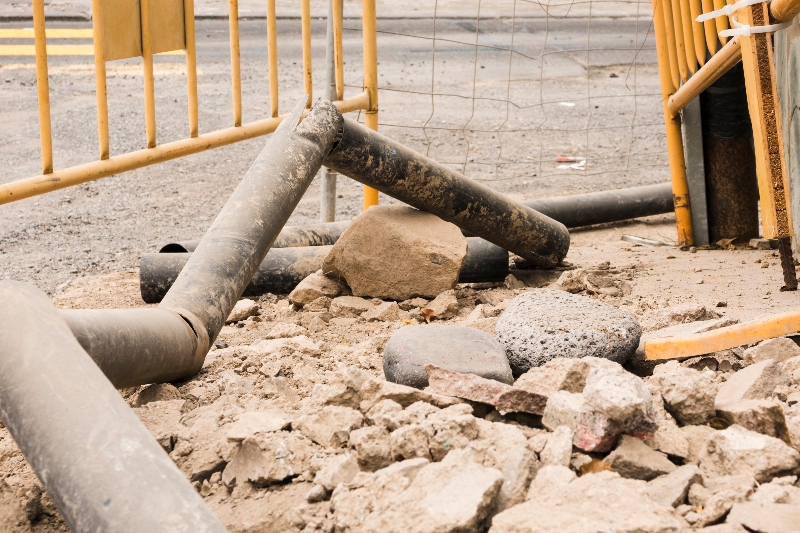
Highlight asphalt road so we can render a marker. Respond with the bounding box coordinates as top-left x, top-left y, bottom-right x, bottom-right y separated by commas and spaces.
0, 17, 665, 294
